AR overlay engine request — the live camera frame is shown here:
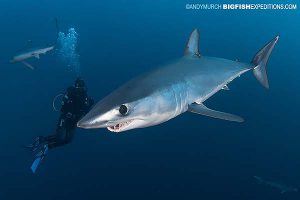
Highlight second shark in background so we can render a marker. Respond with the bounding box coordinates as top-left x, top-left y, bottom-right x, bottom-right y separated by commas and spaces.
254, 176, 298, 194
10, 18, 59, 70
